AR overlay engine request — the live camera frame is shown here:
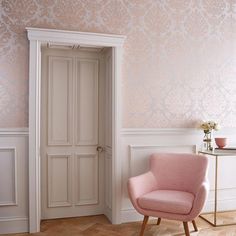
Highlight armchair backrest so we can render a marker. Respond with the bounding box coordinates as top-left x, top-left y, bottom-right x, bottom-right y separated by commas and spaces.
150, 153, 208, 194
